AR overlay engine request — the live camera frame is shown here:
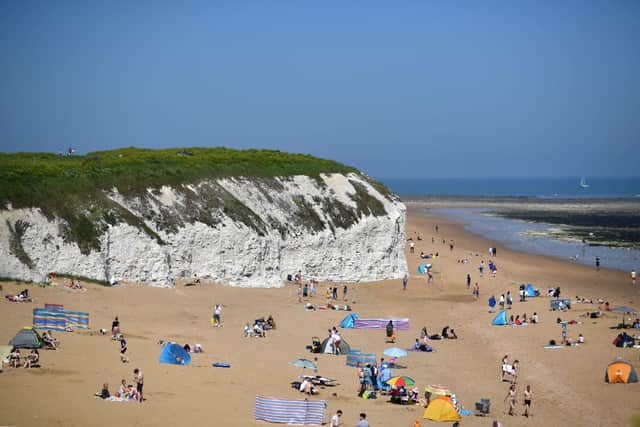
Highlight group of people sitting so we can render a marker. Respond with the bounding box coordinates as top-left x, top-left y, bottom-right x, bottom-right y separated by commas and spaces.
509, 313, 539, 326
96, 379, 139, 401
389, 385, 421, 404
5, 288, 32, 302
65, 279, 85, 291
243, 315, 275, 338
6, 348, 39, 368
